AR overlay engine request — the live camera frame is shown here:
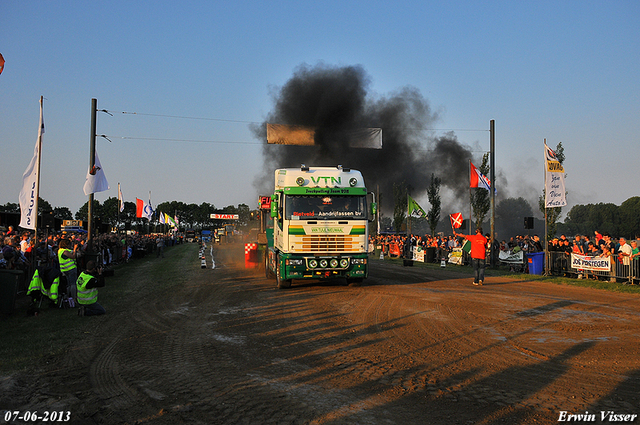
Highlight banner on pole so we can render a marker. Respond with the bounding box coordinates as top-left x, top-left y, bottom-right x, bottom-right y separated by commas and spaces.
19, 98, 44, 229
544, 142, 567, 207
